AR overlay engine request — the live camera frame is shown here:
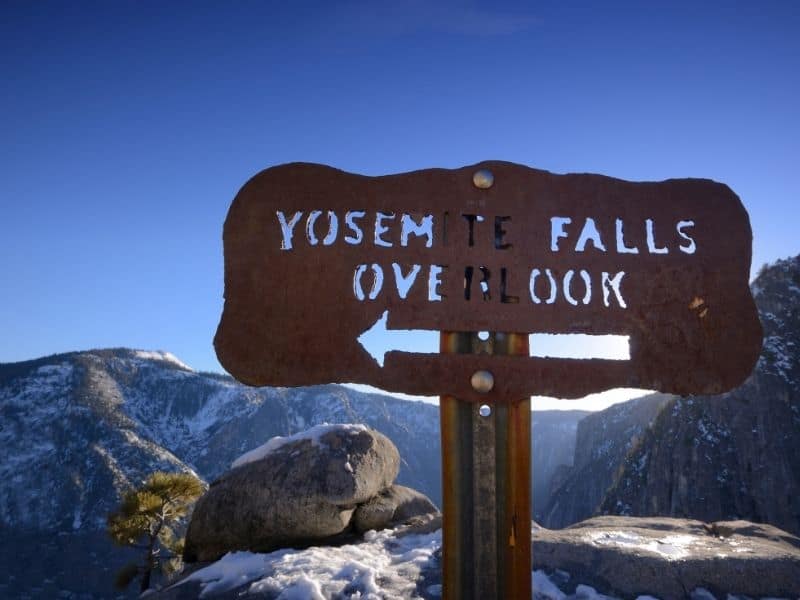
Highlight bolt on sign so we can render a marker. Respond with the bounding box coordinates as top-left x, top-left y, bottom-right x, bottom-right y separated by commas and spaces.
214, 161, 762, 402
